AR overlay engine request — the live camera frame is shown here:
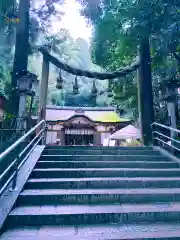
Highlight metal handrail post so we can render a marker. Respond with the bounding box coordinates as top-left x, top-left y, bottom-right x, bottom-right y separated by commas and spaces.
41, 123, 46, 145
152, 124, 158, 146
150, 124, 154, 146
9, 155, 20, 191
43, 126, 48, 145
